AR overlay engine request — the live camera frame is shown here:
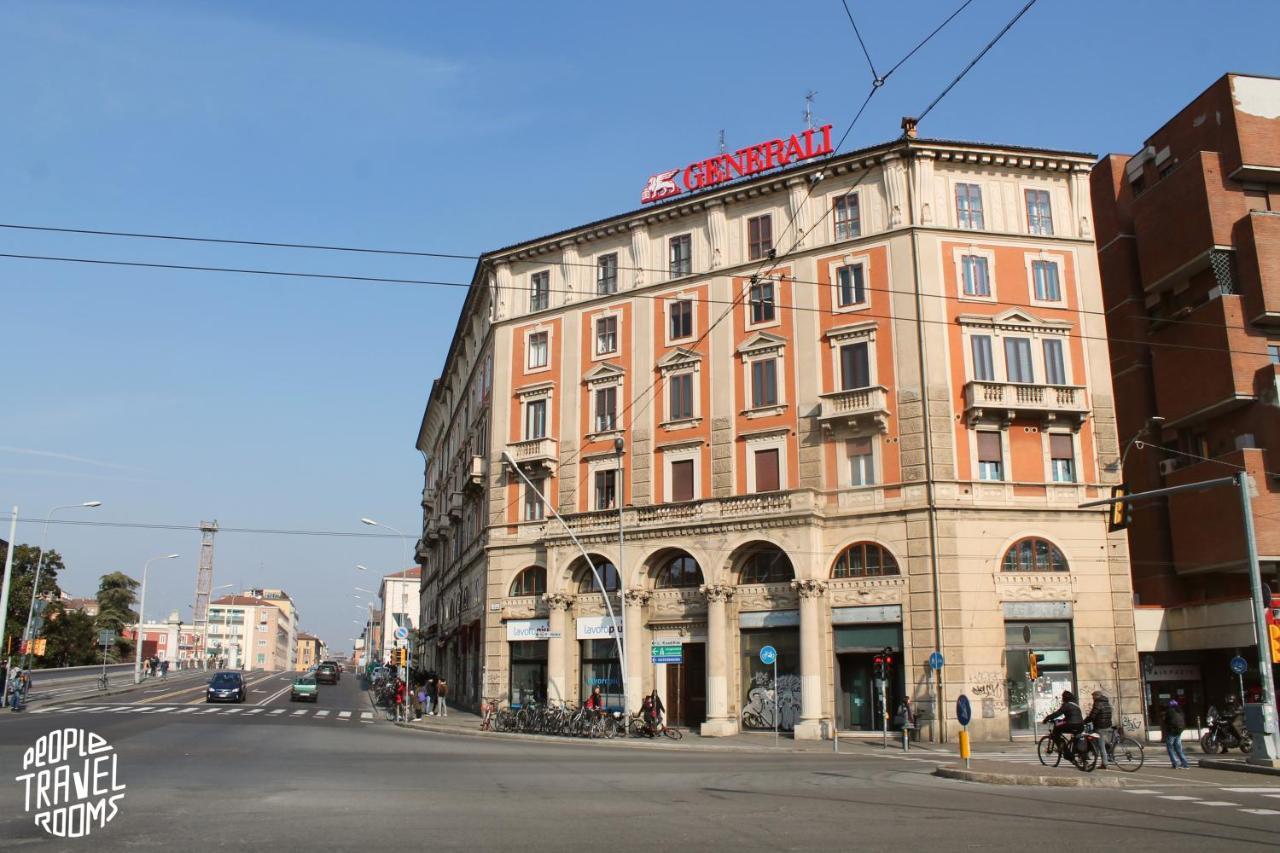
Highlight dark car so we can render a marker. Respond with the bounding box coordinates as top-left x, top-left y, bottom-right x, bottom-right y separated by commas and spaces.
315, 662, 339, 684
206, 671, 247, 703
